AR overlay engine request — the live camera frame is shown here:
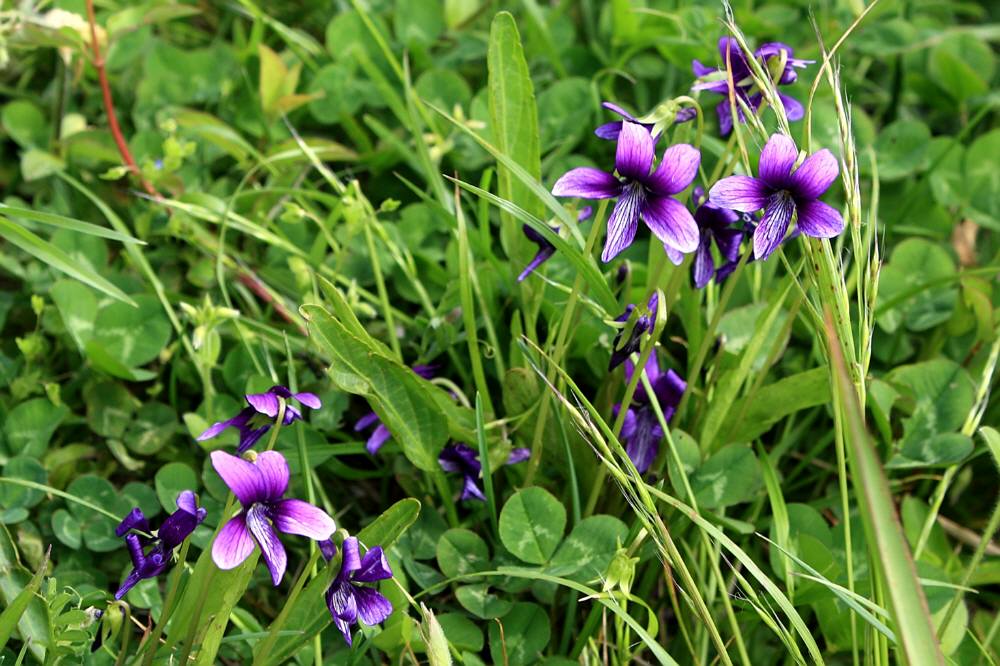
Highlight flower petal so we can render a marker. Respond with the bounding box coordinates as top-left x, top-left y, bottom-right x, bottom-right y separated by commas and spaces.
354, 411, 380, 431
197, 408, 252, 441
552, 167, 621, 199
366, 424, 392, 455
355, 546, 393, 583
506, 447, 531, 465
319, 539, 337, 562
716, 98, 735, 136
778, 92, 804, 122
643, 196, 699, 254
439, 444, 479, 475
460, 475, 487, 502
236, 424, 271, 454
664, 245, 685, 266
211, 451, 265, 505
594, 121, 624, 140
693, 236, 715, 288
714, 227, 744, 263
647, 144, 700, 195
601, 188, 641, 262
114, 569, 144, 601
758, 134, 798, 189
753, 193, 796, 260
175, 490, 198, 515
615, 122, 655, 180
355, 587, 394, 626
328, 584, 357, 646
517, 244, 556, 282
624, 408, 662, 474
653, 369, 687, 419
796, 199, 845, 239
116, 507, 149, 537
708, 176, 768, 213
340, 537, 362, 576
246, 504, 287, 586
272, 499, 336, 540
212, 515, 256, 570
293, 392, 322, 409
246, 391, 280, 418
790, 149, 839, 200
254, 451, 290, 501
